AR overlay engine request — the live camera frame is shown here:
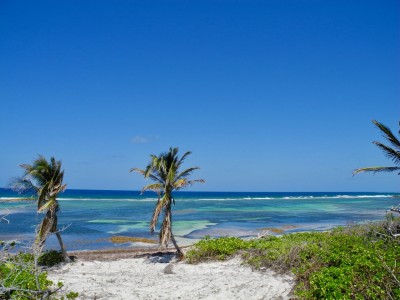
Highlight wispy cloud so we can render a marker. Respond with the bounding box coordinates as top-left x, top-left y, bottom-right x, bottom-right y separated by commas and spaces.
132, 136, 149, 144
131, 135, 159, 144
